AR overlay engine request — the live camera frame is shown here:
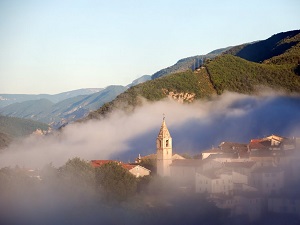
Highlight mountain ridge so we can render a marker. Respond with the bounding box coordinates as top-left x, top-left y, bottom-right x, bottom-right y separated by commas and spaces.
84, 29, 300, 121
0, 88, 103, 108
151, 47, 231, 79
0, 85, 126, 128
